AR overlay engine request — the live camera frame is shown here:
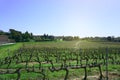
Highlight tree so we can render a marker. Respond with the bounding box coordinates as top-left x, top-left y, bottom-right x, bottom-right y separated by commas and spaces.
0, 30, 4, 35
9, 29, 23, 42
107, 36, 112, 41
22, 31, 31, 42
63, 36, 74, 41
74, 36, 80, 40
